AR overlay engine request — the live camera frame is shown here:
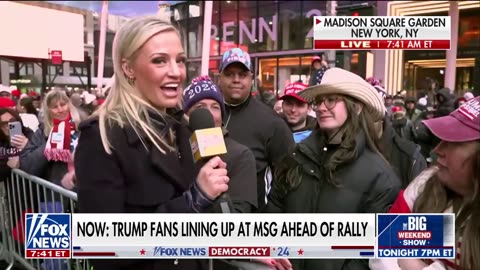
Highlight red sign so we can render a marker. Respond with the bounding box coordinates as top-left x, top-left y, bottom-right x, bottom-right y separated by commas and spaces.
314, 40, 450, 50
50, 50, 63, 65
